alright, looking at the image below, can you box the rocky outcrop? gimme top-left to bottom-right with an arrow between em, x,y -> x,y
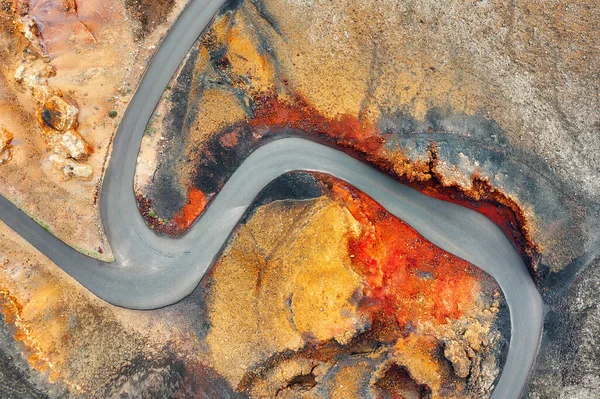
11,1 -> 92,181
0,128 -> 14,165
13,8 -> 50,60
13,61 -> 56,103
48,153 -> 92,180
38,96 -> 79,132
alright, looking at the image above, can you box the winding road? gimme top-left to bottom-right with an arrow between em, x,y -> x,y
0,0 -> 543,397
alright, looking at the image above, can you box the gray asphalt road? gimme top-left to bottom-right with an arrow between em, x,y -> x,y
0,0 -> 543,397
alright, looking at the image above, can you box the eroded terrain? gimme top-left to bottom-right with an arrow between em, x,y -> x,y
0,0 -> 189,259
136,0 -> 599,277
1,172 -> 509,398
0,0 -> 599,398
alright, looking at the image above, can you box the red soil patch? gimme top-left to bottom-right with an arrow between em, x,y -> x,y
173,188 -> 209,230
327,178 -> 482,327
251,92 -> 385,155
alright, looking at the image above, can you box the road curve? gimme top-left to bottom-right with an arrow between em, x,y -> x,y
0,0 -> 542,398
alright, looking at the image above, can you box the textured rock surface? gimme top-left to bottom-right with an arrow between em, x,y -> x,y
0,127 -> 13,164
0,0 -> 598,398
131,0 -> 599,397
0,172 -> 509,398
528,256 -> 600,399
0,217 -> 235,399
137,0 -> 599,276
0,0 -> 190,258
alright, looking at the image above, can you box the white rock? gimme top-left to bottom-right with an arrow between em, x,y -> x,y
48,153 -> 93,181
58,130 -> 89,160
